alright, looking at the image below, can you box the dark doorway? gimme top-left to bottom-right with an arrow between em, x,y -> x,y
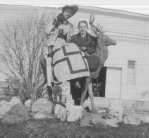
92,67 -> 107,97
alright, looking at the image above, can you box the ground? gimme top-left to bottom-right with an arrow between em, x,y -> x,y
0,119 -> 149,138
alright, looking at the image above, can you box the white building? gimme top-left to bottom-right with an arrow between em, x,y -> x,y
68,6 -> 149,102
0,5 -> 149,102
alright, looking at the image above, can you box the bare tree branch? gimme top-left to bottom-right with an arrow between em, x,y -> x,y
0,10 -> 56,99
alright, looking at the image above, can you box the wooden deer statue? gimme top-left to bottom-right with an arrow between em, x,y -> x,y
77,13 -> 117,111
89,13 -> 117,79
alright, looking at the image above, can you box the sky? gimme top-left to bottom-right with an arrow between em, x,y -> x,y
0,0 -> 149,16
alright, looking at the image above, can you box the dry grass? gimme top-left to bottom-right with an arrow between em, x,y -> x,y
0,118 -> 149,138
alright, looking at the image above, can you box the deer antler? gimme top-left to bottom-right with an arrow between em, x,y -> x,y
97,23 -> 104,34
89,13 -> 99,32
89,13 -> 101,38
89,13 -> 105,36
89,14 -> 107,35
96,23 -> 108,34
89,13 -> 94,25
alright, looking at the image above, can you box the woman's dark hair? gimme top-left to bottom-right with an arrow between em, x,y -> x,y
57,30 -> 67,40
78,20 -> 88,28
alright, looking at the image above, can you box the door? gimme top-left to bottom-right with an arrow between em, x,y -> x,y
105,67 -> 122,99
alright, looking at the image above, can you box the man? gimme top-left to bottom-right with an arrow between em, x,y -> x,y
68,20 -> 100,105
68,20 -> 97,55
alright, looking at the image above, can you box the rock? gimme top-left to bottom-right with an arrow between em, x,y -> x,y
80,115 -> 93,127
108,100 -> 124,122
31,98 -> 54,119
123,101 -> 149,124
80,111 -> 92,127
91,114 -> 106,126
54,104 -> 67,121
1,103 -> 31,124
59,82 -> 70,96
82,110 -> 92,117
139,115 -> 149,123
42,93 -> 50,101
80,111 -> 106,127
0,101 -> 11,118
66,102 -> 83,122
10,97 -> 21,106
104,118 -> 119,127
123,114 -> 141,126
25,99 -> 31,109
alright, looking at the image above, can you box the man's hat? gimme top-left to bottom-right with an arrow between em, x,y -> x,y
62,5 -> 78,18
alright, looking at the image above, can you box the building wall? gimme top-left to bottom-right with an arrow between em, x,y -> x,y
108,39 -> 149,101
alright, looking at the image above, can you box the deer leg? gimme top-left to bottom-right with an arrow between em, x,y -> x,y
80,77 -> 91,106
47,86 -> 53,101
88,82 -> 98,113
31,55 -> 47,106
46,54 -> 54,102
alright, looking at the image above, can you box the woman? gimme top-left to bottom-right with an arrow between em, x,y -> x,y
40,5 -> 79,84
31,5 -> 79,106
50,5 -> 78,32
45,5 -> 78,56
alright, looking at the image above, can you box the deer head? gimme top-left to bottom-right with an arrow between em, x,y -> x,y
89,13 -> 117,46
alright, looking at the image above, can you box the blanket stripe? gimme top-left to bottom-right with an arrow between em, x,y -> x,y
52,42 -> 90,82
53,57 -> 89,74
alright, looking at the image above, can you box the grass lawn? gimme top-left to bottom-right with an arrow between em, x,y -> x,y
0,118 -> 149,138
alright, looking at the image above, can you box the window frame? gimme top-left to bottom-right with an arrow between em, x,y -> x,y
127,60 -> 137,85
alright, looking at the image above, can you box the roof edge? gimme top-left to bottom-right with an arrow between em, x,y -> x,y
78,5 -> 149,22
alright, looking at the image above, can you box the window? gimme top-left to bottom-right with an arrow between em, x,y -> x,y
127,60 -> 136,85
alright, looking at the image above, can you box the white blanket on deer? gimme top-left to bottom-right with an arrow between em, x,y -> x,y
52,38 -> 90,82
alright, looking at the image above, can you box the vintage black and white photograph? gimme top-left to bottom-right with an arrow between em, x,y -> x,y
0,0 -> 149,137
